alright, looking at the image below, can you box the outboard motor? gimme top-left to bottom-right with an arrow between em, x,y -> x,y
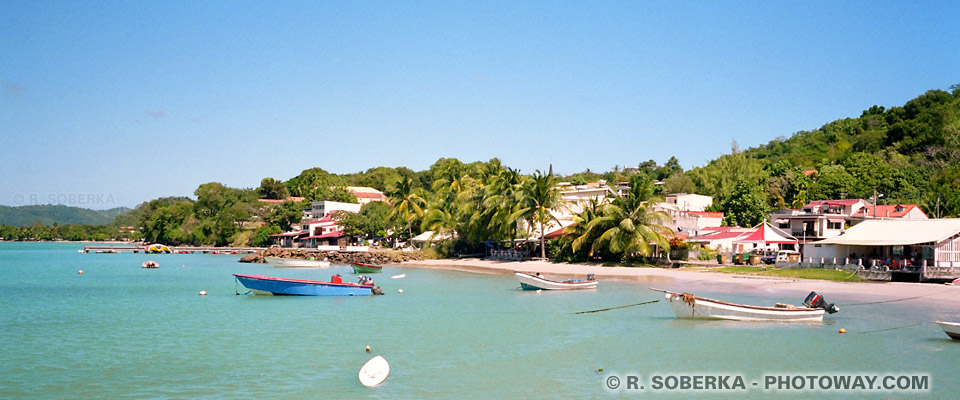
587,273 -> 596,281
371,286 -> 384,295
803,291 -> 839,314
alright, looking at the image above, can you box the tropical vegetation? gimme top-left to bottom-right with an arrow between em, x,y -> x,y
4,86 -> 958,260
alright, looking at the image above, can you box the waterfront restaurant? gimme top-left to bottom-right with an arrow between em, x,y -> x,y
806,219 -> 960,281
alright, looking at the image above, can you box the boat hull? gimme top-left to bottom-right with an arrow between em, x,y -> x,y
515,272 -> 597,290
233,274 -> 372,296
935,321 -> 960,340
658,290 -> 824,321
352,262 -> 383,274
264,256 -> 331,268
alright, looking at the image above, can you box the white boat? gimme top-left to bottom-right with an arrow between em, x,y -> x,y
359,355 -> 390,387
935,321 -> 960,340
650,288 -> 837,322
515,272 -> 597,291
263,256 -> 331,268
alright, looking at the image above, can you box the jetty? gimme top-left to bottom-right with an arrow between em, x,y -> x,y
81,245 -> 264,254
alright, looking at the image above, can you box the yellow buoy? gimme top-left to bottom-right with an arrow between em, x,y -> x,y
839,328 -> 846,334
78,270 -> 83,275
199,290 -> 207,296
365,345 -> 371,352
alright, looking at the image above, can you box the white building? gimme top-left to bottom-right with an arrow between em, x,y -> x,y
663,193 -> 714,212
347,186 -> 388,205
303,200 -> 362,221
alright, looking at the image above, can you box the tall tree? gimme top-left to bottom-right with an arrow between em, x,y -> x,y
386,176 -> 426,238
721,179 -> 768,227
574,175 -> 672,260
512,170 -> 561,259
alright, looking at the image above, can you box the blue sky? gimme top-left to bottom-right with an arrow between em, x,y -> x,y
2,1 -> 958,209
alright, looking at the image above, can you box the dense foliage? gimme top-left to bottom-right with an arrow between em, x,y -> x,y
691,87 -> 960,221
0,205 -> 130,226
6,87 -> 957,252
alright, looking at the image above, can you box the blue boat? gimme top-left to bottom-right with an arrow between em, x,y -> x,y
233,274 -> 375,296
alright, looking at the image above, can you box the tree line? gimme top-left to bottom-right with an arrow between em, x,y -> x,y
5,86 -> 957,258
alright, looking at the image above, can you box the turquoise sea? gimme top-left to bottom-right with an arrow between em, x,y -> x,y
1,242 -> 957,399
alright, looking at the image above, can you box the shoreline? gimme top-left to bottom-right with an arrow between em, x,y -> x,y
403,258 -> 960,306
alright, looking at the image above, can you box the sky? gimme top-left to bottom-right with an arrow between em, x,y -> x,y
2,1 -> 958,209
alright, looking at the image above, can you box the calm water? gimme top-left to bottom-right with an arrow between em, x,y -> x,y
1,242 -> 957,399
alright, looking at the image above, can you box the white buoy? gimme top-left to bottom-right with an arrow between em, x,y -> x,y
199,290 -> 207,296
390,274 -> 406,279
365,345 -> 371,352
398,289 -> 403,294
78,270 -> 83,275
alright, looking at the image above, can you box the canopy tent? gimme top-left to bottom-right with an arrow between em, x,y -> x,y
735,222 -> 798,245
815,219 -> 960,246
410,231 -> 454,243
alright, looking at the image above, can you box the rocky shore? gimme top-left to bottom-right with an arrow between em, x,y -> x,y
240,247 -> 424,265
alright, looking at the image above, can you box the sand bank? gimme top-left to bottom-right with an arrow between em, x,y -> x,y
404,258 -> 960,306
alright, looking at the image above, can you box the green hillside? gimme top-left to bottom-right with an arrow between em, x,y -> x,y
0,205 -> 131,227
687,86 -> 960,223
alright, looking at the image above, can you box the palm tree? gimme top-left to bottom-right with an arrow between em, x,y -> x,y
386,176 -> 425,238
512,170 -> 561,259
575,175 -> 673,261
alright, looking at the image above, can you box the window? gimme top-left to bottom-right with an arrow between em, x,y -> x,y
827,221 -> 842,230
778,222 -> 790,229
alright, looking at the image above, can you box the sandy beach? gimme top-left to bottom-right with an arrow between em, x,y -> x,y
405,258 -> 960,307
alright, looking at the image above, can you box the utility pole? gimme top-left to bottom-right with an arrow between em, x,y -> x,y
936,195 -> 941,218
873,186 -> 877,218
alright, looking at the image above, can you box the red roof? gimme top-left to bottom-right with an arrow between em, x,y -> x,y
855,204 -> 925,218
354,192 -> 387,199
701,226 -> 736,232
304,216 -> 336,224
302,231 -> 344,240
689,230 -> 748,242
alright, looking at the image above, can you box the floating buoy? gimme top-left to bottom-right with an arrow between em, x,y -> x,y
199,290 -> 207,296
181,264 -> 185,268
839,328 -> 846,334
78,270 -> 83,275
365,345 -> 371,353
397,289 -> 403,294
598,368 -> 603,372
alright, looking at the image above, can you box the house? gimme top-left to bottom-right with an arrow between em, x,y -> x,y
852,204 -> 928,220
805,219 -> 960,282
769,199 -> 928,254
298,216 -> 346,248
303,200 -> 362,221
663,193 -> 713,212
347,186 -> 388,205
654,193 -> 723,237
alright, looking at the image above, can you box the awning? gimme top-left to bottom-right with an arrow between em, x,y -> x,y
828,218 -> 845,223
815,219 -> 960,246
775,219 -> 788,224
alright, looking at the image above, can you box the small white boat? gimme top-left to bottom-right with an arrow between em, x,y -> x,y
263,256 -> 331,268
935,321 -> 960,340
359,355 -> 390,387
650,288 -> 838,322
515,272 -> 597,291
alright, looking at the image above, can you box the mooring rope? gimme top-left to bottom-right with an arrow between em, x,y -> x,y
839,288 -> 956,307
859,322 -> 928,334
573,299 -> 660,314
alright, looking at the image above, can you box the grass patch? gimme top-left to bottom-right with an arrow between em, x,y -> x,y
713,266 -> 864,282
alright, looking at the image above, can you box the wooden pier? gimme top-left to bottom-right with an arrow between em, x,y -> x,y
81,245 -> 264,254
